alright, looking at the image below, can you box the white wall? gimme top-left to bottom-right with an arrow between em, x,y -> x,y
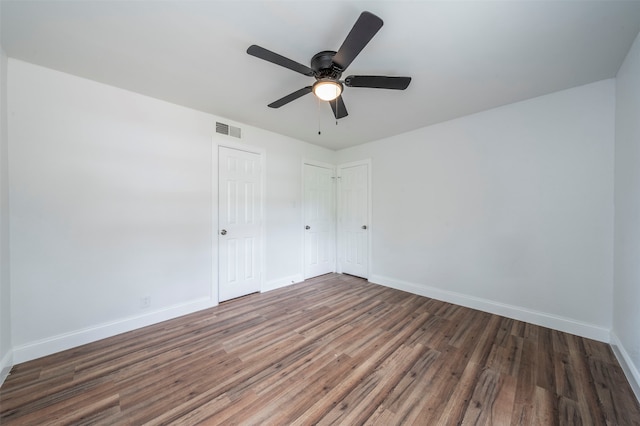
8,59 -> 334,363
0,43 -> 12,383
613,31 -> 640,399
337,80 -> 615,341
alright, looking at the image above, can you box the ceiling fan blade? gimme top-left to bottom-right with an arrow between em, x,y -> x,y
332,11 -> 383,71
329,95 -> 348,119
247,45 -> 315,77
268,86 -> 313,108
344,75 -> 411,90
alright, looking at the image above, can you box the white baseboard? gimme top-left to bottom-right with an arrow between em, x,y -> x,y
369,274 -> 610,343
11,271 -> 310,366
12,296 -> 216,365
262,274 -> 304,293
0,349 -> 13,388
610,332 -> 640,403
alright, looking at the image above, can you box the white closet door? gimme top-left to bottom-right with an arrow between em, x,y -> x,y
218,146 -> 262,302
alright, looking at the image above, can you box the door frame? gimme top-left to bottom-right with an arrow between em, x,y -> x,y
336,159 -> 372,278
213,138 -> 266,303
301,159 -> 337,279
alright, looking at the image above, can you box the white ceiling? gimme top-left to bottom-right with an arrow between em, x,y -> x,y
2,1 -> 640,150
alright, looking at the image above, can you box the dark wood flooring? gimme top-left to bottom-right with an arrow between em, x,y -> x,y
1,273 -> 639,425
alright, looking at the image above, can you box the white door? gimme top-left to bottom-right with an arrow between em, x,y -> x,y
338,162 -> 369,278
218,146 -> 262,302
304,163 -> 336,279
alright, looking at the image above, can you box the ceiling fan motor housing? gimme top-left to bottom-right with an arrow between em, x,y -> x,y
311,51 -> 342,81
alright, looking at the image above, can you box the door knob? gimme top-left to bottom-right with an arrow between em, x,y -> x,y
362,225 -> 367,230
220,229 -> 227,235
305,225 -> 311,230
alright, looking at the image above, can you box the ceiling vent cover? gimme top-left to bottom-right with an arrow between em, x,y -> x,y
216,121 -> 241,139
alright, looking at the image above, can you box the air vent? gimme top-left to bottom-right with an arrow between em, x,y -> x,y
216,122 -> 229,135
216,121 -> 241,139
229,126 -> 241,139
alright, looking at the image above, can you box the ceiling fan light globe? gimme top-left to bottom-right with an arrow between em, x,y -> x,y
313,80 -> 342,101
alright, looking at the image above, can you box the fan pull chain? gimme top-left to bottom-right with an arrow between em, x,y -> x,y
317,97 -> 322,135
335,85 -> 339,126
335,84 -> 339,126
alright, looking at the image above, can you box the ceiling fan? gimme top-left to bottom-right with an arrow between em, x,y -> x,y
247,11 -> 411,119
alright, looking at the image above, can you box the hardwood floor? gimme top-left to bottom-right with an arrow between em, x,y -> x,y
1,273 -> 639,425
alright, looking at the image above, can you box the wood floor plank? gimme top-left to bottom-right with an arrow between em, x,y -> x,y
460,368 -> 502,425
289,314 -> 433,425
242,352 -> 355,424
555,351 -> 580,402
537,326 -> 557,392
558,396 -> 586,425
567,334 -> 609,425
378,347 -> 441,412
2,273 -> 639,425
317,343 -> 426,425
3,380 -> 120,425
410,343 -> 478,424
531,385 -> 557,425
490,373 -> 518,425
511,338 -> 538,425
589,356 -> 640,425
437,314 -> 503,424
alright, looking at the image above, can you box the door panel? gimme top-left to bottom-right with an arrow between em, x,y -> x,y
304,164 -> 336,279
219,146 -> 262,302
338,163 -> 369,278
